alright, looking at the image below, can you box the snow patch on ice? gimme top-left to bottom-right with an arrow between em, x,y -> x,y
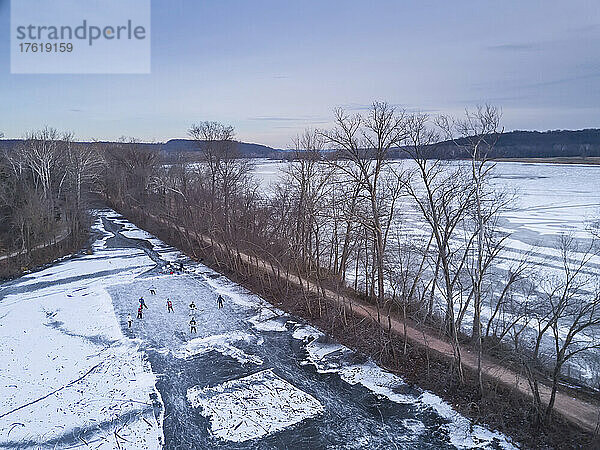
248,309 -> 288,332
292,324 -> 321,341
339,362 -> 416,404
174,332 -> 263,366
418,391 -> 517,449
187,369 -> 323,443
121,228 -> 155,240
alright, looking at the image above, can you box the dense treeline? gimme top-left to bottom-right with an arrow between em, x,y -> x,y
388,128 -> 600,159
3,128 -> 600,160
97,103 -> 600,437
0,128 -> 102,275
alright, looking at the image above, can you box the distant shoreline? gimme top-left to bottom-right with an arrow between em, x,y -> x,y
490,157 -> 600,165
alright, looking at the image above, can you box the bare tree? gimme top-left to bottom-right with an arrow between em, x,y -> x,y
188,121 -> 253,236
526,235 -> 600,423
402,112 -> 475,382
322,102 -> 407,322
438,105 -> 504,342
67,142 -> 104,208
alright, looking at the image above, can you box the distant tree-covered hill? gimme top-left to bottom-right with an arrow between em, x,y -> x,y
161,139 -> 280,157
2,129 -> 600,159
390,129 -> 600,159
0,138 -> 282,158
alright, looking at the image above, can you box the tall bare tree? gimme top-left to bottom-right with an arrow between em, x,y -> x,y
322,102 -> 407,321
188,121 -> 253,236
402,112 -> 475,382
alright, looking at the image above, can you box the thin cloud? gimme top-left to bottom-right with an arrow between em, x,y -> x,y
249,116 -> 328,123
338,103 -> 437,113
250,117 -> 303,121
338,103 -> 372,111
273,123 -> 329,129
457,95 -> 529,104
566,24 -> 600,34
520,71 -> 600,89
486,43 -> 540,52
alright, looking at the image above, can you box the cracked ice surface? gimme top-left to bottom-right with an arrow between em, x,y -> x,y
187,369 -> 324,442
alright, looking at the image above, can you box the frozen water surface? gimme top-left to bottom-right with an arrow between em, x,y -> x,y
0,210 -> 518,449
253,159 -> 600,244
0,212 -> 162,449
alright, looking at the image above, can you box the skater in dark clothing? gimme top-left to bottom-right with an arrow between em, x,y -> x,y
139,297 -> 148,309
149,288 -> 156,295
179,262 -> 185,272
189,301 -> 197,315
137,306 -> 143,319
127,314 -> 133,328
189,317 -> 197,333
217,295 -> 224,309
167,299 -> 174,313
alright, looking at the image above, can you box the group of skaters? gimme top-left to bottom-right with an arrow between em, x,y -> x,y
167,261 -> 185,275
127,287 -> 226,334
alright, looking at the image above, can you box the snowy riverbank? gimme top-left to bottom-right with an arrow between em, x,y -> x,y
0,213 -> 163,448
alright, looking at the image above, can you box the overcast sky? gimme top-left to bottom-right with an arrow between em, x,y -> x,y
0,0 -> 598,148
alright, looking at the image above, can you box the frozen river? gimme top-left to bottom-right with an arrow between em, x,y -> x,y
0,211 -> 517,449
252,160 -> 600,247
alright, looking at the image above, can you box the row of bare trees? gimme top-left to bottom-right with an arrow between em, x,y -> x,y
0,128 -> 102,261
95,103 -> 600,426
264,104 -> 508,387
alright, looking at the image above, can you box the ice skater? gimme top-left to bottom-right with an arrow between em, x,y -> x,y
217,295 -> 224,309
189,301 -> 197,315
167,299 -> 174,313
127,313 -> 133,328
189,317 -> 197,333
137,305 -> 143,319
139,297 -> 148,309
149,287 -> 156,295
179,262 -> 185,272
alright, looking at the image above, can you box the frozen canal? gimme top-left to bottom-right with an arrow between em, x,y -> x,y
0,211 -> 517,449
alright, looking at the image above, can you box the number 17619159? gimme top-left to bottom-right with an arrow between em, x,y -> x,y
19,42 -> 73,52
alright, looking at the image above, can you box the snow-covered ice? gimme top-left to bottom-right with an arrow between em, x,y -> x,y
248,309 -> 288,332
0,213 -> 163,449
187,369 -> 324,442
174,332 -> 264,366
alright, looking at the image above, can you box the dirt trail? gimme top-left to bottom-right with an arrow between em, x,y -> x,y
237,243 -> 600,433
135,208 -> 600,434
0,229 -> 69,262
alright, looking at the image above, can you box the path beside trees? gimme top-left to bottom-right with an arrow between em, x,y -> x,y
129,206 -> 600,434
0,229 -> 70,262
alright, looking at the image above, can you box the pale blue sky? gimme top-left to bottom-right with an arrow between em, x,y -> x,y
0,0 -> 599,148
